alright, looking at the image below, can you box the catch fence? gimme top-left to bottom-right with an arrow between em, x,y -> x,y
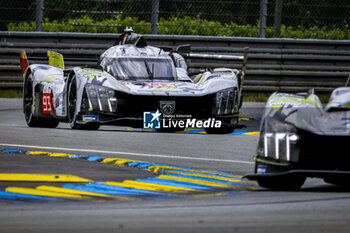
1,0 -> 349,39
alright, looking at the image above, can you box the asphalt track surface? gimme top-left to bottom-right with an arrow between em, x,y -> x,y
1,98 -> 350,233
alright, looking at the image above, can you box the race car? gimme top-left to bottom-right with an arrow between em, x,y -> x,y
245,78 -> 350,189
20,28 -> 248,133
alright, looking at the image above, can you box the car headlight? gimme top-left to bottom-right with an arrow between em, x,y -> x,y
214,88 -> 238,115
261,132 -> 300,162
257,117 -> 300,162
84,84 -> 117,113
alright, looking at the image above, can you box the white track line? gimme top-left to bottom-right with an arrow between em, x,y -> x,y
0,143 -> 254,164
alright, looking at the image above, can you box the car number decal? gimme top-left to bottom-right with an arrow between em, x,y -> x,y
42,93 -> 52,114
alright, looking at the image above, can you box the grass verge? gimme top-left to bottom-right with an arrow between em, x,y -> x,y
0,90 -> 22,98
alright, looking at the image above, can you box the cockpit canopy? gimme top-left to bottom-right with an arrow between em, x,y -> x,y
102,57 -> 176,81
99,44 -> 177,81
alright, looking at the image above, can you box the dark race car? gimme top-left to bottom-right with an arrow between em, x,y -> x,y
20,29 -> 248,133
245,78 -> 350,189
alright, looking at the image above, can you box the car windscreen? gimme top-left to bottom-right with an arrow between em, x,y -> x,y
108,57 -> 176,81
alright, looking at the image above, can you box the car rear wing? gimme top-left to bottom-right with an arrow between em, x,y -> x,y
115,28 -> 249,81
47,51 -> 65,70
20,50 -> 65,77
175,44 -> 249,86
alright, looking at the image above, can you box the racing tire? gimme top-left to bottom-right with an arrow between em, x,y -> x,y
257,176 -> 306,191
23,74 -> 59,128
67,76 -> 100,130
204,117 -> 236,134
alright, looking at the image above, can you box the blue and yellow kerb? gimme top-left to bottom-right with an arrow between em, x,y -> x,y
0,148 -> 259,204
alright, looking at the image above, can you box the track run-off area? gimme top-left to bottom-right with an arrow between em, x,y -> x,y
1,98 -> 350,233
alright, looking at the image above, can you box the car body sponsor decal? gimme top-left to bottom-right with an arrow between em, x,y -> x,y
83,115 -> 98,122
257,165 -> 267,175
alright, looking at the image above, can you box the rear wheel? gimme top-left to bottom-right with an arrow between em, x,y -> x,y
67,76 -> 100,130
23,74 -> 59,128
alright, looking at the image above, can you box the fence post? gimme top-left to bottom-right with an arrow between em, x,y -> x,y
151,0 -> 159,34
274,0 -> 282,37
259,0 -> 268,38
35,0 -> 44,32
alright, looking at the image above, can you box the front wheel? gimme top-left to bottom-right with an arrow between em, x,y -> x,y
67,76 -> 100,130
23,74 -> 59,128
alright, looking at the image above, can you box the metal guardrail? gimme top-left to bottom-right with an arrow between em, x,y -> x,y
1,31 -> 350,93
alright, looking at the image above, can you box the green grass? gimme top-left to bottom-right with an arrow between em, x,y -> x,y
0,90 -> 22,98
317,94 -> 330,104
243,93 -> 270,102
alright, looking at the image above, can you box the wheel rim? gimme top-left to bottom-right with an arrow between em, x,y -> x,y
23,76 -> 33,122
68,77 -> 77,124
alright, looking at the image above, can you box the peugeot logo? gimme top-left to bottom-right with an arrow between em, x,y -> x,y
159,101 -> 176,116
